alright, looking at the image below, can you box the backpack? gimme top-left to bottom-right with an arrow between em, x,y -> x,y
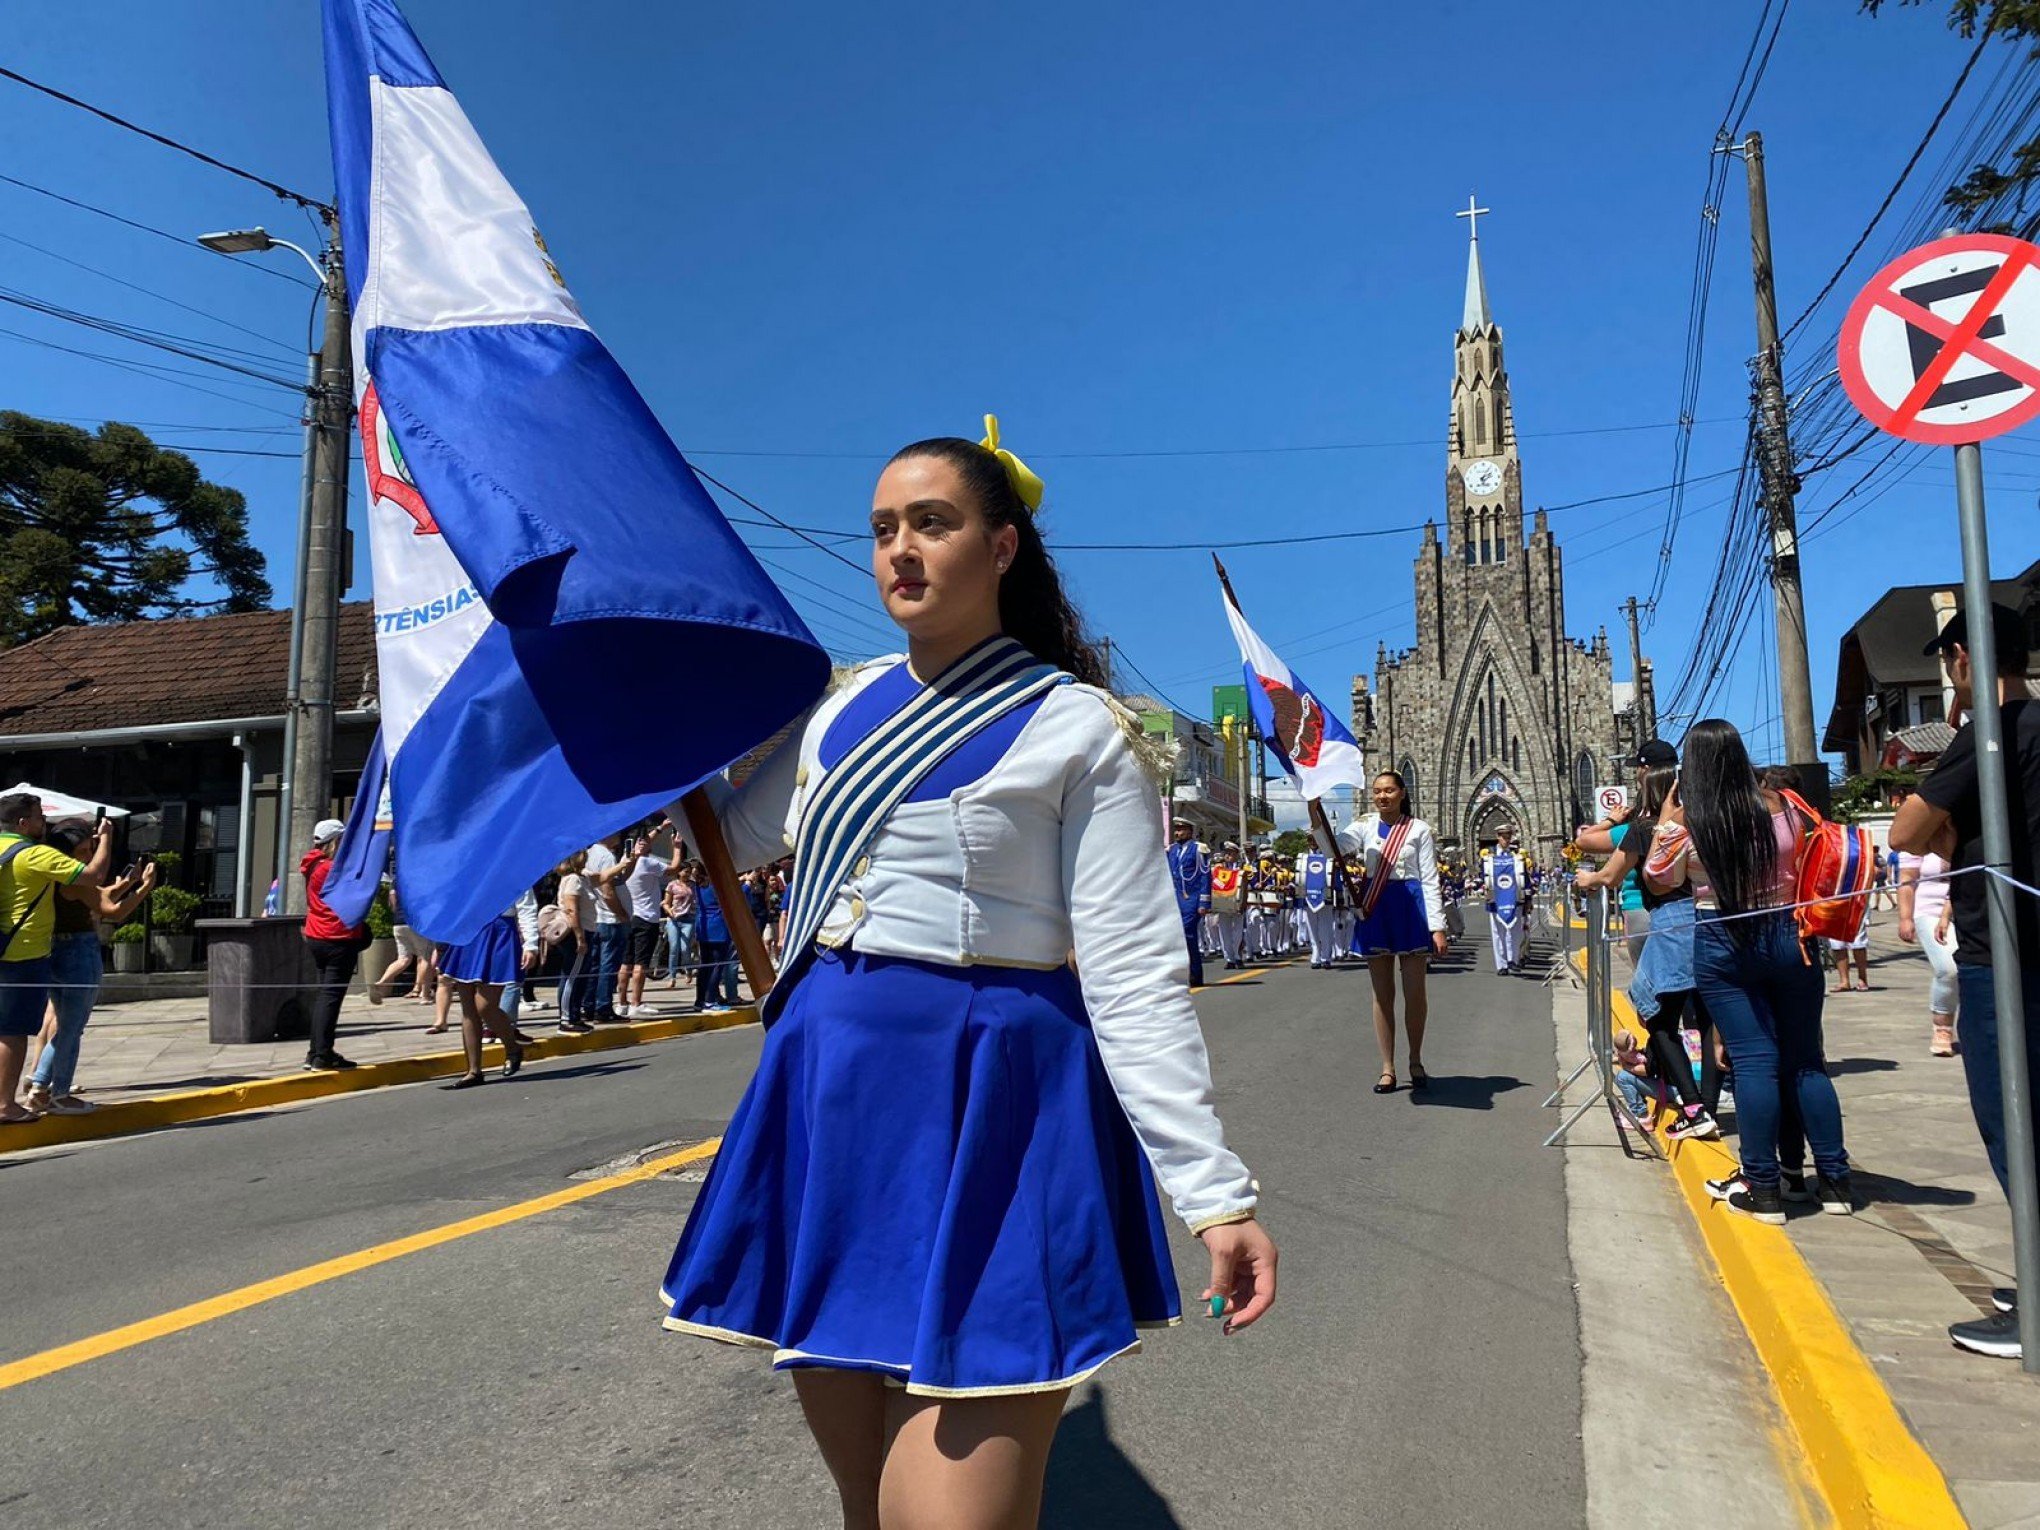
1778,790 -> 1878,945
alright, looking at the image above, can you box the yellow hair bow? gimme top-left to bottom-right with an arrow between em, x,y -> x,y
980,413 -> 1045,512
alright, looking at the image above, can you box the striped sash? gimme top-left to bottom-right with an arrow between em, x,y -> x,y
1357,816 -> 1414,920
762,635 -> 1070,1027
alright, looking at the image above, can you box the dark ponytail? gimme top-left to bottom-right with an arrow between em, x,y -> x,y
885,437 -> 1110,689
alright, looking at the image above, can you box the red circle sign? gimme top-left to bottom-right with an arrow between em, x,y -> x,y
1839,232 -> 2040,446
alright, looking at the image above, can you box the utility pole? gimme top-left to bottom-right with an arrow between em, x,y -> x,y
285,224 -> 354,911
1234,716 -> 1249,855
1621,595 -> 1653,743
1736,132 -> 1821,777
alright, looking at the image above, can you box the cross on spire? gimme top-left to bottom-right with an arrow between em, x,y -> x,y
1457,194 -> 1493,332
1455,193 -> 1491,242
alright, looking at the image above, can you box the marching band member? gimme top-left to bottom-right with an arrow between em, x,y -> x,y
660,422 -> 1275,1527
1336,771 -> 1448,1094
1296,843 -> 1338,968
1167,816 -> 1212,988
1481,823 -> 1530,974
1211,844 -> 1246,968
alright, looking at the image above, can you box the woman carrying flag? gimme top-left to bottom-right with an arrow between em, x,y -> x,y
660,419 -> 1277,1528
1338,772 -> 1449,1093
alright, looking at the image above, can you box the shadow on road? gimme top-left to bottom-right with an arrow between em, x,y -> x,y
1852,1169 -> 1979,1209
1411,1074 -> 1528,1111
1827,1056 -> 1900,1076
1043,1390 -> 1182,1529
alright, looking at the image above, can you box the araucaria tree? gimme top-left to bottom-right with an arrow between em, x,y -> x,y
0,412 -> 272,646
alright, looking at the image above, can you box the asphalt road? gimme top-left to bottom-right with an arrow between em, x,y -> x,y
0,928 -> 1584,1529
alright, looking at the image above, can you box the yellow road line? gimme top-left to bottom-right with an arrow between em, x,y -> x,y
0,1136 -> 721,1393
1193,956 -> 1302,992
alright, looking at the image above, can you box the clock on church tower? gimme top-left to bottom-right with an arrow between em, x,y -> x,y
1463,459 -> 1502,497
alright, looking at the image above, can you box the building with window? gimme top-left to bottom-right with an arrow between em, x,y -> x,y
0,604 -> 380,919
1124,696 -> 1272,847
1823,560 -> 2040,777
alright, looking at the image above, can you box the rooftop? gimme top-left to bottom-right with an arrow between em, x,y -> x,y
0,604 -> 378,738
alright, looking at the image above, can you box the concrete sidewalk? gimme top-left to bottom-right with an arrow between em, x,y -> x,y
1623,918 -> 2040,1527
39,975 -> 741,1108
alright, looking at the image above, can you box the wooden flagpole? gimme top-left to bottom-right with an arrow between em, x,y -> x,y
680,786 -> 777,1002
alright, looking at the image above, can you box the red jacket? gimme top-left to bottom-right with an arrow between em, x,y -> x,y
300,848 -> 363,942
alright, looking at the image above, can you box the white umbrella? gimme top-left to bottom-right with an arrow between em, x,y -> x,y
0,783 -> 131,821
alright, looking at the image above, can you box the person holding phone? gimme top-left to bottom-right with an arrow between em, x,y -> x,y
22,827 -> 154,1116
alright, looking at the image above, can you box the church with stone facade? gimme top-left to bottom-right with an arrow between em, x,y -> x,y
1350,212 -> 1650,854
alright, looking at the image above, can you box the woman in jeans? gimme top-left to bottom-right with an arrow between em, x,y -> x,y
1575,764 -> 1722,1140
661,864 -> 695,991
300,818 -> 369,1071
21,831 -> 154,1116
1896,850 -> 1960,1057
1645,720 -> 1850,1223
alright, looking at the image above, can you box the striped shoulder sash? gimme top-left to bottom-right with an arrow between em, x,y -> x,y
763,636 -> 1070,1026
1358,816 -> 1414,919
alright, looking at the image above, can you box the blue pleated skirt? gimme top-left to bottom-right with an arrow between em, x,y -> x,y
660,946 -> 1181,1396
1356,879 -> 1432,957
439,915 -> 521,986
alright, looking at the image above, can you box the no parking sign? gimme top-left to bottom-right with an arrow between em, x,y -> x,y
1839,232 -> 2040,445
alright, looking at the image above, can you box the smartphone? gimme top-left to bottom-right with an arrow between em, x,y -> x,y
94,807 -> 106,827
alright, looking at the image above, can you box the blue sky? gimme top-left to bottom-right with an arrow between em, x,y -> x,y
5,0 -> 2035,787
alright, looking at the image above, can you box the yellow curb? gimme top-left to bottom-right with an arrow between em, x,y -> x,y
1592,970 -> 1964,1528
1,1006 -> 760,1156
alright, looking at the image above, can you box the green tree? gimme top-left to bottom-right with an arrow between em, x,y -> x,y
1864,1 -> 2040,228
0,412 -> 271,646
1272,828 -> 1314,859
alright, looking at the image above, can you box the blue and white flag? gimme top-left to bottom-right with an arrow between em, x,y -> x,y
320,0 -> 829,942
1214,560 -> 1369,803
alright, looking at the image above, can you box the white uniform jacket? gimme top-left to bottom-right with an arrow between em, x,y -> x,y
702,657 -> 1257,1234
1334,813 -> 1448,933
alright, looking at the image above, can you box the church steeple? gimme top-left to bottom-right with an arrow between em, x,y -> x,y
1458,194 -> 1492,333
1446,194 -> 1519,568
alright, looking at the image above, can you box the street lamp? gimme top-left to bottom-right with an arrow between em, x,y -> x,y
197,221 -> 353,916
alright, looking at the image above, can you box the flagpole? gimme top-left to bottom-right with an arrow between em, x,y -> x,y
679,787 -> 777,1003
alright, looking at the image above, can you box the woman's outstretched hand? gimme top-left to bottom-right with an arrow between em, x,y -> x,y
1201,1218 -> 1278,1335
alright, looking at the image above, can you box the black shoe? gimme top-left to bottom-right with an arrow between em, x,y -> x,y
1707,1174 -> 1786,1225
308,1052 -> 358,1071
502,1042 -> 523,1080
1816,1173 -> 1856,1216
1665,1109 -> 1721,1142
445,1071 -> 487,1090
1993,1287 -> 2016,1314
1949,1308 -> 2022,1359
1779,1173 -> 1815,1203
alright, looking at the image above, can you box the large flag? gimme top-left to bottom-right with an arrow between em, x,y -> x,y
319,0 -> 829,941
1214,557 -> 1369,802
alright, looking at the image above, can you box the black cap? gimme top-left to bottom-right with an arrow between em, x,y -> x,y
1923,601 -> 2028,659
1634,738 -> 1678,768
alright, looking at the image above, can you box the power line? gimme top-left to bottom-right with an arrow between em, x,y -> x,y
690,464 -> 873,576
0,64 -> 328,212
0,325 -> 307,411
1780,30 -> 1994,342
680,416 -> 1737,463
0,288 -> 307,390
0,227 -> 300,356
0,172 -> 310,286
